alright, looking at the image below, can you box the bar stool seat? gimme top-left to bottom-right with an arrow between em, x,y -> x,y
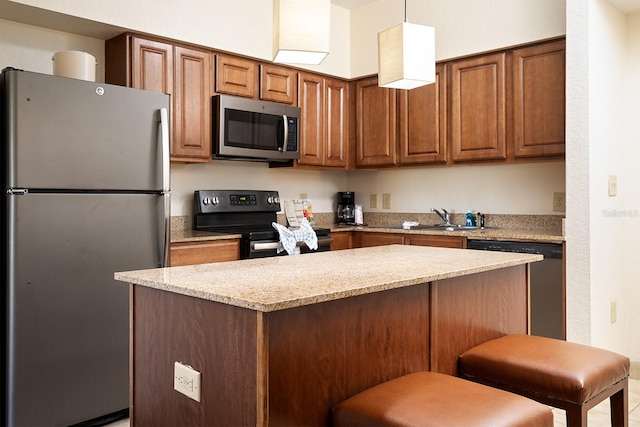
332,371 -> 553,427
458,334 -> 630,427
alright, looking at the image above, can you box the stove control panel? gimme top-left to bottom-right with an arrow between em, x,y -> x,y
194,190 -> 281,214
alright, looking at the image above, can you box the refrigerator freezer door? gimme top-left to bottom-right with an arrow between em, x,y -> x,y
5,193 -> 166,426
4,69 -> 170,191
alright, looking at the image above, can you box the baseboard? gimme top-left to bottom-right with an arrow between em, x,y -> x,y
630,361 -> 640,380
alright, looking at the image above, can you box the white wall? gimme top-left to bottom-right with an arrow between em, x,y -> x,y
349,0 -> 566,76
0,19 -> 105,82
566,0 -> 640,363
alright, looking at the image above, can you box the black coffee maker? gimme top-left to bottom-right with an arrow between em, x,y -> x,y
337,192 -> 355,224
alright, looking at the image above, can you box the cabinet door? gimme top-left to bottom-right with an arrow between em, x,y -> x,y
399,63 -> 447,165
324,77 -> 349,168
358,233 -> 405,248
407,235 -> 466,249
170,240 -> 240,266
329,232 -> 352,251
215,54 -> 257,98
172,46 -> 212,160
356,77 -> 397,167
297,72 -> 324,166
513,41 -> 566,158
260,64 -> 297,104
131,37 -> 173,94
450,53 -> 507,161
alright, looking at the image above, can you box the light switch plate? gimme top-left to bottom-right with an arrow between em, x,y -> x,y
370,194 -> 377,209
382,193 -> 391,210
174,362 -> 201,402
608,175 -> 617,197
553,192 -> 565,212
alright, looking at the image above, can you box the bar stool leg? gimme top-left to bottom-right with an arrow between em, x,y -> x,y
610,378 -> 628,427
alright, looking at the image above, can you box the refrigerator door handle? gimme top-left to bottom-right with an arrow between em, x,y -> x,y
162,193 -> 171,267
159,107 -> 170,193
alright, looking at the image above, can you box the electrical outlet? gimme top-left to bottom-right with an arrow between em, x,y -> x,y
608,175 -> 617,197
382,193 -> 391,209
174,362 -> 201,402
370,194 -> 377,209
553,192 -> 566,212
299,193 -> 308,200
611,301 -> 617,324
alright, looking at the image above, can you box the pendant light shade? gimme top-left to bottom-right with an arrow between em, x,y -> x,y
377,4 -> 435,89
273,0 -> 330,65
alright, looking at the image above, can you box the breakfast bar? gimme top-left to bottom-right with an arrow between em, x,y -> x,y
115,244 -> 542,426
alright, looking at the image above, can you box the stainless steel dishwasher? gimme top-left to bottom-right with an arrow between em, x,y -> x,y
467,240 -> 564,339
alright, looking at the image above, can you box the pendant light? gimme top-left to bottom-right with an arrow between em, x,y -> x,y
273,0 -> 330,65
377,0 -> 435,89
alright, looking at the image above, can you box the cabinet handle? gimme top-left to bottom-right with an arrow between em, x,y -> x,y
159,107 -> 170,192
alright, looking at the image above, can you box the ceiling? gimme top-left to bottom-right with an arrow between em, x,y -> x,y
332,0 -> 640,14
331,0 -> 377,10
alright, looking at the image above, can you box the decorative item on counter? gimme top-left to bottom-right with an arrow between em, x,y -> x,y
354,204 -> 364,225
272,218 -> 318,255
466,210 -> 476,227
302,199 -> 315,226
476,212 -> 486,229
52,51 -> 96,81
284,199 -> 314,227
402,221 -> 419,229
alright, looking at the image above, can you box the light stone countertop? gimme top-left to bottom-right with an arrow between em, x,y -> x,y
115,245 -> 542,313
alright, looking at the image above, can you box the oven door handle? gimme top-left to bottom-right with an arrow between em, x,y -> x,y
251,236 -> 333,252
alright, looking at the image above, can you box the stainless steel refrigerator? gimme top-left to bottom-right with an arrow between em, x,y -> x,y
1,68 -> 170,426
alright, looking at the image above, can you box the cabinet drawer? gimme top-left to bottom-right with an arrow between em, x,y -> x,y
407,235 -> 466,249
171,240 -> 240,266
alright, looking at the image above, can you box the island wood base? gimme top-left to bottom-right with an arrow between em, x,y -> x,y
129,265 -> 527,426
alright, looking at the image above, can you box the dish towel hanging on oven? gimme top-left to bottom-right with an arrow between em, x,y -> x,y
272,218 -> 318,255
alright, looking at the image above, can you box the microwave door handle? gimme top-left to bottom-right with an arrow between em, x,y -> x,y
281,114 -> 288,152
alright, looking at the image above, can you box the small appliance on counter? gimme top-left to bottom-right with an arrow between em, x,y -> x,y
337,191 -> 355,224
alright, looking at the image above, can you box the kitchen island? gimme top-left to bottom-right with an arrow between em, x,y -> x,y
115,245 -> 541,426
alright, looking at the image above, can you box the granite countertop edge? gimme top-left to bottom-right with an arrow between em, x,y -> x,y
116,245 -> 542,313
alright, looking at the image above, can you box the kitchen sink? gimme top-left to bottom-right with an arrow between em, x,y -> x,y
379,224 -> 487,231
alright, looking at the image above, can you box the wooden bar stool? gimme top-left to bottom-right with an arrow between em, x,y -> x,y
332,371 -> 553,427
458,334 -> 630,427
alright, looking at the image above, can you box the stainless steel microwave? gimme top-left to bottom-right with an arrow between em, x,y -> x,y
212,95 -> 300,162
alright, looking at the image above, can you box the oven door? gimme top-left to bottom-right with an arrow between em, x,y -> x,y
247,236 -> 333,259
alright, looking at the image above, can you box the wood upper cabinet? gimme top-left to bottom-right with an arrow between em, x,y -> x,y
215,54 -> 258,98
512,40 -> 566,158
398,63 -> 447,165
130,37 -> 173,94
172,46 -> 212,160
356,76 -> 397,167
297,72 -> 349,168
105,34 -> 212,162
260,64 -> 297,104
450,52 -> 507,162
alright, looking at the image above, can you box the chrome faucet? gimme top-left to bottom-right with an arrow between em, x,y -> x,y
431,208 -> 451,225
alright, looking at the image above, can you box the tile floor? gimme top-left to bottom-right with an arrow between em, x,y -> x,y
108,377 -> 640,426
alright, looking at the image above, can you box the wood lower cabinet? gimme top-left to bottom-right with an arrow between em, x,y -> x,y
260,64 -> 297,104
215,54 -> 258,98
355,77 -> 397,167
398,63 -> 448,165
329,232 -> 352,251
170,240 -> 240,266
450,52 -> 507,162
297,72 -> 349,168
407,235 -> 466,249
105,34 -> 212,162
512,40 -> 566,158
356,232 -> 405,248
